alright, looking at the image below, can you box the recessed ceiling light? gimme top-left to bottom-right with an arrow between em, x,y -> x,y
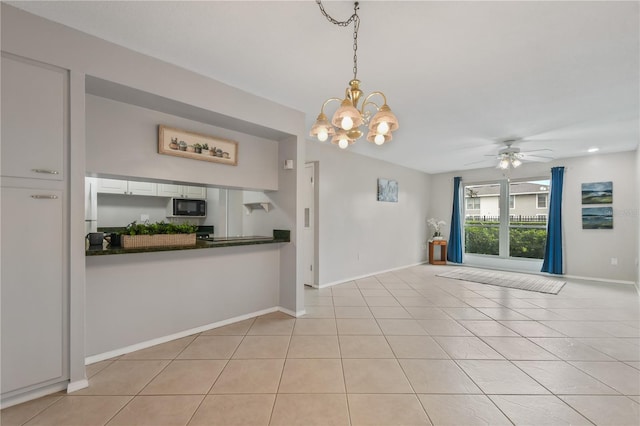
588,147 -> 599,153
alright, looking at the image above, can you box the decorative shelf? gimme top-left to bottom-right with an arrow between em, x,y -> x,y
244,202 -> 273,213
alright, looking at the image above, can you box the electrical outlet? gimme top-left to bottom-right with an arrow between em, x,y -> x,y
610,257 -> 618,266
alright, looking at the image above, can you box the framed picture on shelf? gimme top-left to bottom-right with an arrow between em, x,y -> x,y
158,125 -> 238,166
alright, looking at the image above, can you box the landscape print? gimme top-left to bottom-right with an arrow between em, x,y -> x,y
581,181 -> 613,204
582,207 -> 613,229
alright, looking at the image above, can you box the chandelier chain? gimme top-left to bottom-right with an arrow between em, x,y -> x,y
315,0 -> 360,80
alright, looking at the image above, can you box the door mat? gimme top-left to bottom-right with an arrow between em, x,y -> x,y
437,268 -> 566,294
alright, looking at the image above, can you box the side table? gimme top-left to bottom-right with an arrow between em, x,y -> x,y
429,240 -> 447,265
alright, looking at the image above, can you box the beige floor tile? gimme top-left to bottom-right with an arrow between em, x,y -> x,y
356,281 -> 385,290
511,308 -> 569,321
287,335 -> 341,358
399,359 -> 480,393
626,361 -> 640,370
74,360 -> 170,395
364,296 -> 401,307
339,335 -> 395,358
258,311 -> 294,320
417,319 -> 473,336
561,395 -> 640,426
201,318 -> 255,335
514,360 -> 619,394
332,288 -> 362,297
369,306 -> 413,318
333,296 -> 367,307
304,296 -> 334,306
270,394 -> 350,426
498,320 -> 566,337
336,318 -> 382,335
530,337 -> 614,361
442,307 -> 491,320
386,335 -> 450,359
419,394 -> 511,425
458,320 -> 520,337
462,298 -> 504,308
188,394 -> 275,426
381,282 -> 412,290
293,318 -> 337,335
278,359 -> 345,393
588,321 -> 640,337
121,336 -> 196,360
343,359 -> 413,393
0,395 -> 63,426
578,338 -> 640,361
405,307 -> 450,319
396,297 -> 436,307
377,319 -> 428,335
348,394 -> 431,426
476,307 -> 532,321
457,360 -> 549,394
389,289 -> 422,298
570,361 -> 640,395
360,288 -> 392,297
247,317 -> 295,335
433,336 -> 504,360
86,360 -> 117,378
541,320 -> 614,337
334,306 -> 373,318
140,360 -> 226,394
490,395 -> 592,425
177,335 -> 243,359
481,336 -> 558,360
232,335 -> 290,359
628,395 -> 640,403
301,306 -> 336,318
106,395 -> 202,426
23,396 -> 131,426
426,297 -> 469,308
210,359 -> 284,394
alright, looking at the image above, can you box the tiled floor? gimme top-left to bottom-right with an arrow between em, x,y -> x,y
2,264 -> 639,425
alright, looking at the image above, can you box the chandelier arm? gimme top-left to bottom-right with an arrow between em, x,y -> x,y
320,97 -> 343,115
361,91 -> 388,108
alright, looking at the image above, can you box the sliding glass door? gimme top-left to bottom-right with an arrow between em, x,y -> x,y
464,178 -> 549,261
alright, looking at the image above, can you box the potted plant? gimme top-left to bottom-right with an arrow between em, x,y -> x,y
427,218 -> 446,240
202,143 -> 209,152
178,141 -> 188,151
169,137 -> 179,150
186,144 -> 196,153
121,221 -> 198,249
193,143 -> 202,154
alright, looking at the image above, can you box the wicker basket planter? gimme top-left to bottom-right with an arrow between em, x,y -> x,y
121,233 -> 196,249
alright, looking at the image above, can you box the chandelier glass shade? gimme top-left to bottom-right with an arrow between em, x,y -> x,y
309,1 -> 399,149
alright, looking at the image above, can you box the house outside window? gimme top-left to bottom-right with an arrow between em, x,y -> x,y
466,197 -> 480,210
537,193 -> 547,209
509,195 -> 515,209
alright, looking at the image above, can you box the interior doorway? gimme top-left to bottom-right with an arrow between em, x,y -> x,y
303,162 -> 316,287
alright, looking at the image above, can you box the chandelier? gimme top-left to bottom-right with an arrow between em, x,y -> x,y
309,1 -> 399,149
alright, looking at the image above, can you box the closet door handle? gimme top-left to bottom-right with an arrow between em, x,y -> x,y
31,169 -> 60,175
31,195 -> 58,199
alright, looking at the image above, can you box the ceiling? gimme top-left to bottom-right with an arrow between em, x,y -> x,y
9,1 -> 639,174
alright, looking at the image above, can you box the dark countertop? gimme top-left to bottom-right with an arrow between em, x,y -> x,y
86,230 -> 290,256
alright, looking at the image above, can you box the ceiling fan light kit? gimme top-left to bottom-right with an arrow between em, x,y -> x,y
309,1 -> 399,149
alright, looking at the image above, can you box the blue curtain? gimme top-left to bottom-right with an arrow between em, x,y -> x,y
542,166 -> 565,274
447,176 -> 463,263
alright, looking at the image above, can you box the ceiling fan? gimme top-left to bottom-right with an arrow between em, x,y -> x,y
466,139 -> 554,169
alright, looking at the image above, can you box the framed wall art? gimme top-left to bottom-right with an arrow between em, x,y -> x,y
377,178 -> 398,202
581,181 -> 612,204
582,206 -> 613,229
158,125 -> 238,166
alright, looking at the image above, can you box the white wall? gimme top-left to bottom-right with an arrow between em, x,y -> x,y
306,141 -> 431,286
86,95 -> 280,190
429,152 -> 638,283
636,148 -> 640,291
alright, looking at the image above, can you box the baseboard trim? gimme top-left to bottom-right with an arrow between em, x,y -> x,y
316,261 -> 427,289
563,274 -> 635,286
67,379 -> 89,393
0,382 -> 67,410
278,306 -> 306,317
85,306 -> 279,365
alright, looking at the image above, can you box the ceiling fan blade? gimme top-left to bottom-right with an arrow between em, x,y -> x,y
521,154 -> 554,162
522,148 -> 553,154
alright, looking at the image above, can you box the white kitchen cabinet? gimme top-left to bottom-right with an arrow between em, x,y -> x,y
1,54 -> 66,181
1,187 -> 67,395
157,183 -> 206,199
97,178 -> 157,196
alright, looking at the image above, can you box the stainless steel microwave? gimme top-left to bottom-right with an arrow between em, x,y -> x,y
169,198 -> 206,217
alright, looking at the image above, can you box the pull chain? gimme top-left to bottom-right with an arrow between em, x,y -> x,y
316,1 -> 360,80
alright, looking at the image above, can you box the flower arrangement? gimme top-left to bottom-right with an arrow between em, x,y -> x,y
427,218 -> 446,239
